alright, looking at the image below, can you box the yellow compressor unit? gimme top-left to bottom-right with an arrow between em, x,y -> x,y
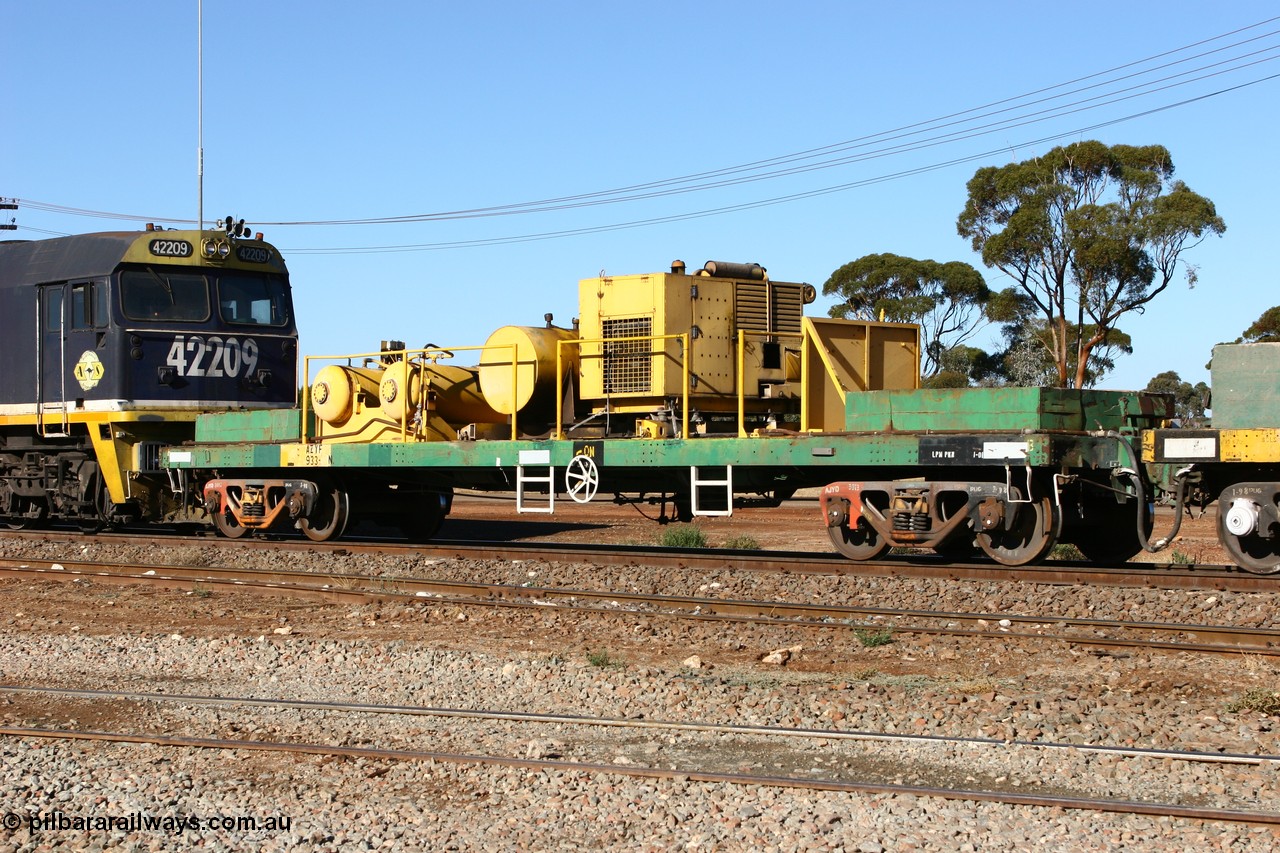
573,260 -> 919,433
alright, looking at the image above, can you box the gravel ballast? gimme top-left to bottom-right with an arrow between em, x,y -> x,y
1,535 -> 1278,850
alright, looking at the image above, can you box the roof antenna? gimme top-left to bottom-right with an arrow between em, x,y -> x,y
197,0 -> 204,231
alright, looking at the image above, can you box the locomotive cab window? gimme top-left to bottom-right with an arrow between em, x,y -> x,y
44,287 -> 64,331
70,281 -> 109,329
120,269 -> 210,322
217,273 -> 291,327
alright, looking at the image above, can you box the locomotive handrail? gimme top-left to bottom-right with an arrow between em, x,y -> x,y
736,330 -> 803,438
555,333 -> 690,440
301,344 -> 521,443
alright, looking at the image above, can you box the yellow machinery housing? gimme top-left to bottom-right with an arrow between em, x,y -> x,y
573,260 -> 919,433
302,261 -> 921,444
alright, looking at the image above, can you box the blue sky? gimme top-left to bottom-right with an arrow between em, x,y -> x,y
6,2 -> 1278,391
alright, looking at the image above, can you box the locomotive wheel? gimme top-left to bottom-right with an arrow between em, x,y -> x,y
1217,502 -> 1280,575
977,494 -> 1059,566
565,454 -> 600,504
2,500 -> 46,531
827,521 -> 890,562
211,497 -> 250,539
301,487 -> 350,542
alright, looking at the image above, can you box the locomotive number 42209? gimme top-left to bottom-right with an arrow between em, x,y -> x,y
165,335 -> 260,378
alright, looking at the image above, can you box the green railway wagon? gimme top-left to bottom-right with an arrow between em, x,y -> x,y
165,385 -> 1168,566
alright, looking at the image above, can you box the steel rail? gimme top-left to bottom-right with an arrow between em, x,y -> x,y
2,559 -> 1277,656
4,685 -> 1275,768
0,527 -> 1266,593
2,724 -> 1276,826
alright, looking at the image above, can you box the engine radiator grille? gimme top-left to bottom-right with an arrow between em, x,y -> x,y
601,316 -> 653,394
735,282 -> 804,335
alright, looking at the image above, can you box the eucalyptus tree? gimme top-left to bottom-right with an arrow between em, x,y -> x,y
823,253 -> 990,377
1238,306 -> 1280,343
957,141 -> 1225,388
1145,370 -> 1209,426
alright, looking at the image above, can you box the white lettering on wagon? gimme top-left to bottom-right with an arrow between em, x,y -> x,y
981,441 -> 1029,460
1163,437 -> 1216,458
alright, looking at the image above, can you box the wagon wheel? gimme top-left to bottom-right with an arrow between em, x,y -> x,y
401,493 -> 447,543
1072,497 -> 1149,564
827,520 -> 890,562
210,492 -> 250,539
565,454 -> 600,504
1218,499 -> 1280,575
300,487 -> 350,542
976,492 -> 1059,567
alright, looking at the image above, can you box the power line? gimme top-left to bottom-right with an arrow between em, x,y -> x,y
14,16 -> 1280,249
282,72 -> 1280,255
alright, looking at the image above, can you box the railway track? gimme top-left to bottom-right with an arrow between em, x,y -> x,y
2,685 -> 1276,826
0,527 -> 1268,593
2,556 -> 1276,657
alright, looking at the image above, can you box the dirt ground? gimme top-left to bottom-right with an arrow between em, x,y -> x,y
436,492 -> 1230,564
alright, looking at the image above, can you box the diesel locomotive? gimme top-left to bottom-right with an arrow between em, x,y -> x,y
0,223 -> 298,529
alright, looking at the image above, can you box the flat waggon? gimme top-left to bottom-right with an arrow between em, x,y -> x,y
164,259 -> 1179,569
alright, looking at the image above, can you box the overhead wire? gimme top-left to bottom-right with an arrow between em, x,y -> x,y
13,16 -> 1280,251
282,72 -> 1280,254
266,19 -> 1280,225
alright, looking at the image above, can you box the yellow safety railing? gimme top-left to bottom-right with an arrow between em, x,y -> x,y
301,344 -> 520,443
554,333 -> 690,440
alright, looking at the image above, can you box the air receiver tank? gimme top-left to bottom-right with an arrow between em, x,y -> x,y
378,361 -> 502,426
310,365 -> 384,426
477,324 -> 579,427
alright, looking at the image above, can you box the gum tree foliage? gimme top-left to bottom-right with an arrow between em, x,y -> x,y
1238,306 -> 1280,343
957,141 -> 1225,388
1001,320 -> 1133,388
1145,370 -> 1209,425
988,288 -> 1132,387
823,253 -> 990,377
972,289 -> 1126,389
927,344 -> 1002,388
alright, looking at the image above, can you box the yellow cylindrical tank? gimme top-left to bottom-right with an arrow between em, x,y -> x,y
379,361 -> 504,426
478,325 -> 579,418
310,365 -> 384,426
